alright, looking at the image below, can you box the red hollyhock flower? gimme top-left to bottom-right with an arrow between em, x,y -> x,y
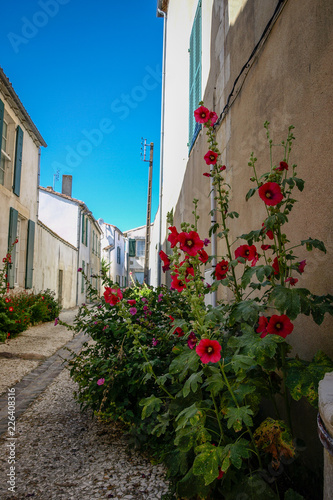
2,257 -> 6,263
8,306 -> 14,312
285,277 -> 298,286
262,223 -> 274,240
169,316 -> 185,337
5,298 -> 10,303
196,338 -> 222,364
198,249 -> 209,264
204,150 -> 219,165
217,468 -> 225,480
266,314 -> 294,338
256,316 -> 269,337
127,299 -> 136,306
272,257 -> 280,275
209,111 -> 218,125
215,260 -> 229,280
159,250 -> 171,272
203,172 -> 212,177
104,287 -> 123,306
178,231 -> 204,256
298,260 -> 307,274
261,244 -> 271,251
219,165 -> 226,172
275,161 -> 289,171
171,274 -> 186,292
235,244 -> 257,263
258,182 -> 283,206
194,105 -> 210,123
168,226 -> 179,248
187,332 -> 198,349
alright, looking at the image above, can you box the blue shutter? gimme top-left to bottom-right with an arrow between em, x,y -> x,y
8,207 -> 18,288
129,239 -> 136,257
188,1 -> 202,151
0,99 -> 4,163
13,126 -> 24,196
25,220 -> 35,289
85,218 -> 88,246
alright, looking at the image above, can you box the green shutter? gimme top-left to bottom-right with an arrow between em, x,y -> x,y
189,0 -> 202,148
129,239 -> 136,257
81,260 -> 85,293
0,99 -> 4,164
92,230 -> 95,253
85,218 -> 88,246
25,220 -> 35,289
8,207 -> 18,288
13,126 -> 24,196
81,214 -> 85,244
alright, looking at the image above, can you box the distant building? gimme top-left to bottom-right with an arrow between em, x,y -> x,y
38,181 -> 102,305
0,66 -> 47,291
124,225 -> 148,285
98,220 -> 128,288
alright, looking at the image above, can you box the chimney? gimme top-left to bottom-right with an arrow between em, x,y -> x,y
62,175 -> 72,197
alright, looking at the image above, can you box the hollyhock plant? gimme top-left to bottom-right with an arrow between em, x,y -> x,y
104,287 -> 123,306
196,339 -> 222,364
194,105 -> 210,123
159,250 -> 171,272
275,161 -> 289,171
258,182 -> 283,206
266,315 -> 294,339
262,223 -> 274,240
178,231 -> 204,256
215,260 -> 229,280
198,249 -> 209,264
285,277 -> 298,286
235,244 -> 258,263
204,150 -> 219,165
171,274 -> 186,292
168,226 -> 179,248
298,260 -> 307,273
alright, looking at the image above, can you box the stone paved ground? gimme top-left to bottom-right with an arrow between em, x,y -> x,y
0,310 -> 170,499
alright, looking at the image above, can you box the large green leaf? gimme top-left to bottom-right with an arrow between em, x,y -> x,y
269,286 -> 301,319
183,371 -> 203,398
225,405 -> 253,432
169,349 -> 199,381
139,395 -> 163,420
193,443 -> 223,485
221,438 -> 251,470
202,372 -> 224,396
224,474 -> 278,500
301,238 -> 326,253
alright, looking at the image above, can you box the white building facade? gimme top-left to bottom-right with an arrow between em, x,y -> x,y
98,221 -> 128,288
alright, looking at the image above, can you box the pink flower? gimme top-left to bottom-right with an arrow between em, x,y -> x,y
204,150 -> 219,165
143,305 -> 148,311
203,238 -> 211,247
97,378 -> 105,386
54,317 -> 59,326
152,338 -> 159,346
187,332 -> 198,349
129,307 -> 137,315
298,260 -> 307,274
208,111 -> 218,125
285,277 -> 298,286
196,339 -> 222,364
141,297 -> 148,304
158,293 -> 163,302
194,105 -> 210,123
258,182 -> 284,206
77,267 -> 82,272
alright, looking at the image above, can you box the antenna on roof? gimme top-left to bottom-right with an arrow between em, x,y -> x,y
141,137 -> 148,162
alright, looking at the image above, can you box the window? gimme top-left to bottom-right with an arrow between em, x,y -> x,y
188,0 -> 202,152
129,239 -> 136,257
14,218 -> 21,285
116,275 -> 120,285
92,230 -> 95,253
0,121 -> 7,185
135,272 -> 144,284
136,240 -> 145,257
81,214 -> 85,244
85,217 -> 88,246
117,246 -> 121,264
124,276 -> 127,288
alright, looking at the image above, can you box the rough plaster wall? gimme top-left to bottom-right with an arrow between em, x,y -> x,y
171,0 -> 333,360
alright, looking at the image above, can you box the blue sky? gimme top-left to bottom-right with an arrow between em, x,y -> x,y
1,0 -> 163,232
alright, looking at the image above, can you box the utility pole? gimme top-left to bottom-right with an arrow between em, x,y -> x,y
141,139 -> 153,285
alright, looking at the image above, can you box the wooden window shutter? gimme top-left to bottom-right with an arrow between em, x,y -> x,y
85,218 -> 88,246
8,207 -> 18,288
188,1 -> 202,150
129,239 -> 136,257
81,214 -> 85,244
13,126 -> 24,196
0,99 -> 4,163
25,219 -> 35,289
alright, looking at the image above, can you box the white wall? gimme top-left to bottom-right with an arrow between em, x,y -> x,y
34,222 -> 77,308
39,190 -> 79,247
99,222 -> 127,287
125,225 -> 147,285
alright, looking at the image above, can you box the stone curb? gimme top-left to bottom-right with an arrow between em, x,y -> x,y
0,330 -> 89,437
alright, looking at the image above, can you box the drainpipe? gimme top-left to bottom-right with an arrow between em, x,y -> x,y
75,208 -> 81,306
157,7 -> 167,287
210,174 -> 217,307
36,147 -> 41,220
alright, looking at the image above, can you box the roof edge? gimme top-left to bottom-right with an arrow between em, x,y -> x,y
157,0 -> 169,17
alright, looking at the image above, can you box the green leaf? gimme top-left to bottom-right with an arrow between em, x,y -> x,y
152,411 -> 170,436
284,488 -> 305,499
228,211 -> 240,219
246,188 -> 256,201
183,371 -> 203,398
193,443 -> 223,485
231,354 -> 255,373
301,238 -> 326,253
177,466 -> 211,499
224,474 -> 278,500
175,403 -> 202,430
169,349 -> 200,381
225,405 -> 253,432
202,372 -> 224,396
241,267 -> 257,289
174,427 -> 196,452
140,395 -> 163,420
221,438 -> 251,469
269,286 -> 301,319
230,300 -> 260,324
293,177 -> 305,192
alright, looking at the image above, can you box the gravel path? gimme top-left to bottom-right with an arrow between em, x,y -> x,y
0,370 -> 170,499
0,310 -> 170,499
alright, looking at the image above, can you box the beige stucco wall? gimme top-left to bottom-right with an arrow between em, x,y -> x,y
34,223 -> 77,309
0,89 -> 40,290
162,0 -> 333,360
